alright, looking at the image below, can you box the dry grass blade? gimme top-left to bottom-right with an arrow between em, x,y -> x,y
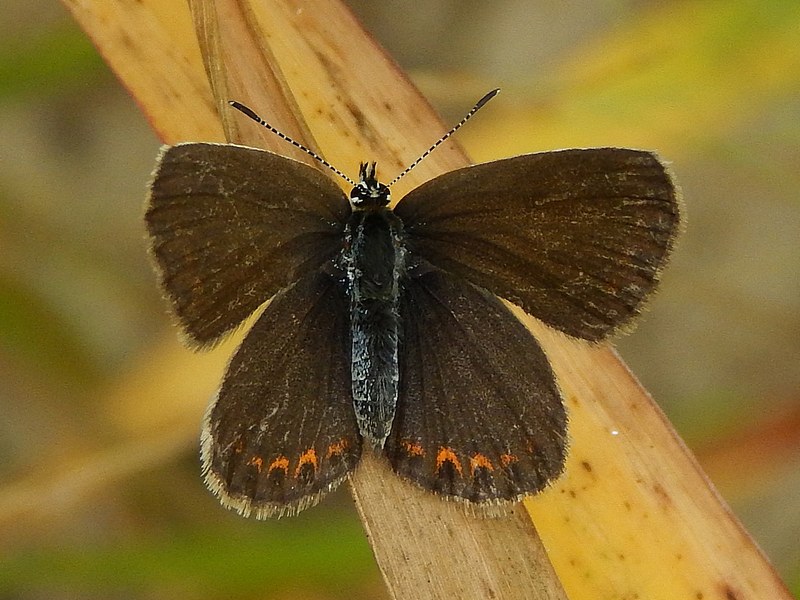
181,1 -> 567,597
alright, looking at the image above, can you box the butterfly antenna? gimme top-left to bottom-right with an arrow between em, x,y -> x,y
387,88 -> 500,188
229,101 -> 357,187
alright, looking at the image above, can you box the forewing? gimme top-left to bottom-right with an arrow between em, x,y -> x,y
146,143 -> 350,346
201,271 -> 361,518
395,148 -> 680,341
386,267 -> 567,505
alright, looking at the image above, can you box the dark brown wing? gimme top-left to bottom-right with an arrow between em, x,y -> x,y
201,271 -> 360,519
386,267 -> 567,505
146,143 -> 349,346
394,148 -> 680,341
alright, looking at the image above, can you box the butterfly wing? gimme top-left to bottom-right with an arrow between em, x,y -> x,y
395,148 -> 680,341
146,143 -> 350,346
201,271 -> 360,519
386,267 -> 567,505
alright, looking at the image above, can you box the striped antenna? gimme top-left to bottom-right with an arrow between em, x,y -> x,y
230,89 -> 499,190
228,101 -> 357,187
387,88 -> 499,187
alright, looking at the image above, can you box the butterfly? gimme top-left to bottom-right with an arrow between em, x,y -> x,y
145,91 -> 680,518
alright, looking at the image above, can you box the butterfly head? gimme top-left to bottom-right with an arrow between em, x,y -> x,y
350,162 -> 391,209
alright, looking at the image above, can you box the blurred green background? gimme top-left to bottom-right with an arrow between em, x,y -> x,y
1,1 -> 799,598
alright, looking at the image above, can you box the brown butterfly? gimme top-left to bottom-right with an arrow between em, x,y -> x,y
145,91 -> 680,518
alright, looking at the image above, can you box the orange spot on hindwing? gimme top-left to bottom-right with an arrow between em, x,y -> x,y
469,453 -> 494,474
264,455 -> 290,486
325,439 -> 348,458
500,453 -> 518,467
401,440 -> 425,457
295,448 -> 318,480
268,455 -> 290,474
435,447 -> 463,476
247,455 -> 264,472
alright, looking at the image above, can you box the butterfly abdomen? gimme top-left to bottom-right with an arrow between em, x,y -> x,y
343,209 -> 407,447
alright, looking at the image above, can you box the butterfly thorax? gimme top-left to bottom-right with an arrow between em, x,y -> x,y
341,163 -> 406,447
